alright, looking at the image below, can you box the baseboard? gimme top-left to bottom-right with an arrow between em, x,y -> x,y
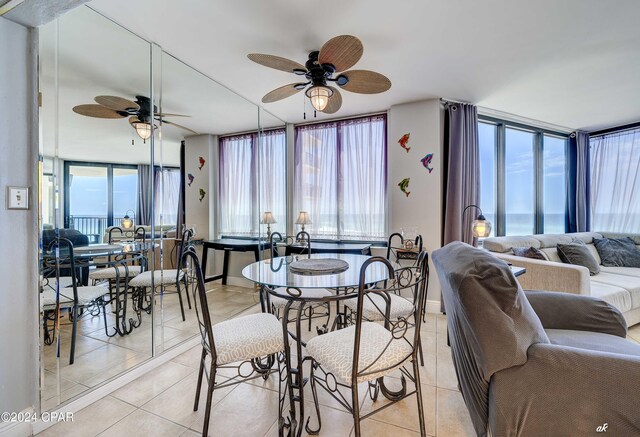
0,408 -> 34,437
425,299 -> 442,314
31,336 -> 200,435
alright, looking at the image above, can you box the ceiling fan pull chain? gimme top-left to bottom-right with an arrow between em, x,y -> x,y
314,110 -> 317,118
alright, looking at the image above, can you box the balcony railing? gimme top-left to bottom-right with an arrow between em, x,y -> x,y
68,216 -> 126,243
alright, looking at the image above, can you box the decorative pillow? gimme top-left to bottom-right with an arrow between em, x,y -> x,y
557,240 -> 600,275
593,237 -> 640,268
512,246 -> 547,260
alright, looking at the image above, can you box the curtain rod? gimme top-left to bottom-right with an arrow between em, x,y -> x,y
294,111 -> 387,128
589,121 -> 640,138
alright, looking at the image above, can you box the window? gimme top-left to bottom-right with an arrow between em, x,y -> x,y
218,129 -> 286,236
478,117 -> 568,236
590,127 -> 640,233
64,162 -> 138,241
294,115 -> 386,241
154,167 -> 181,226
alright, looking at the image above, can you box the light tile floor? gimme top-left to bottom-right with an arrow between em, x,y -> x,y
40,295 -> 640,437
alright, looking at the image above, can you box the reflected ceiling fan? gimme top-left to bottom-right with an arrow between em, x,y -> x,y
248,35 -> 391,115
72,95 -> 198,142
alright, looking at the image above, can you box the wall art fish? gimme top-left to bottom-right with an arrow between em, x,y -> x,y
398,133 -> 411,153
398,178 -> 411,197
420,153 -> 434,173
198,156 -> 205,170
199,188 -> 206,202
187,173 -> 195,186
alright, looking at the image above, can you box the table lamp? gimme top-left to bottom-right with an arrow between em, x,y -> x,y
260,211 -> 277,239
295,211 -> 311,234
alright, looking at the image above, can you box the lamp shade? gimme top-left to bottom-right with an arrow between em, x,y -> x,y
133,121 -> 152,140
305,86 -> 333,112
295,211 -> 312,225
472,215 -> 492,238
260,211 -> 277,225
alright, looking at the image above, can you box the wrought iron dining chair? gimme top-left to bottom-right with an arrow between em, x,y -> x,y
42,238 -> 114,364
386,232 -> 424,268
129,227 -> 193,321
181,246 -> 286,437
268,231 -> 333,333
88,226 -> 146,286
306,255 -> 429,436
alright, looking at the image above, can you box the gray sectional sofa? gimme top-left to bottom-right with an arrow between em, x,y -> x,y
483,232 -> 640,326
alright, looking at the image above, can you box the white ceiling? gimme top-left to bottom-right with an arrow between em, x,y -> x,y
86,0 -> 640,132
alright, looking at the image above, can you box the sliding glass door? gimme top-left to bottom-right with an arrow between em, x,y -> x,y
64,162 -> 137,242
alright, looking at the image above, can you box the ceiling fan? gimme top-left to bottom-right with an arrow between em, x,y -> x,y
248,35 -> 391,114
72,95 -> 198,141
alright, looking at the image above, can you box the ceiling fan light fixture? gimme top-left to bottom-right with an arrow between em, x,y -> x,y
131,120 -> 154,141
305,85 -> 333,112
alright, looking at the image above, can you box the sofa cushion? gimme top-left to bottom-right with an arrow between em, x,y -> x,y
546,329 -> 640,356
600,232 -> 640,245
591,272 -> 640,309
482,236 -> 541,253
535,232 -> 602,248
557,240 -> 600,276
539,247 -> 563,263
600,266 -> 640,278
512,246 -> 547,260
594,237 -> 640,268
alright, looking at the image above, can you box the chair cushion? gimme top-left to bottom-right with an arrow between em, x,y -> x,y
342,293 -> 414,321
129,269 -> 183,287
546,329 -> 640,356
270,288 -> 332,309
306,322 -> 413,384
41,284 -> 108,309
212,313 -> 284,365
89,265 -> 142,280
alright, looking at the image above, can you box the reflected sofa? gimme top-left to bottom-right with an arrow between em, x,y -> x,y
483,232 -> 640,326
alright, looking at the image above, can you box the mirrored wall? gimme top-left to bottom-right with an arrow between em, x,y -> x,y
38,5 -> 285,412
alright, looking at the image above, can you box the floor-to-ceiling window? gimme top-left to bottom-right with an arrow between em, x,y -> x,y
293,114 -> 387,241
478,117 -> 569,236
64,162 -> 138,241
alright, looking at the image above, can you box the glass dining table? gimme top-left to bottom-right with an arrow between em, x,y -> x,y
242,253 -> 390,436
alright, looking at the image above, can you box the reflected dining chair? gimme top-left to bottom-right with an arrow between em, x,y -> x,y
128,227 -> 193,321
267,231 -> 332,333
42,238 -> 112,364
180,246 -> 286,437
88,226 -> 146,286
306,255 -> 429,436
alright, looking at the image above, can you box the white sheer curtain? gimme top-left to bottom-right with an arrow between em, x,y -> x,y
154,167 -> 180,227
219,134 -> 255,236
219,130 -> 286,236
294,123 -> 339,238
340,116 -> 386,240
590,128 -> 640,232
258,130 -> 287,234
294,115 -> 387,240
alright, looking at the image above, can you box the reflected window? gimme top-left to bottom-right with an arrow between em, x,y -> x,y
218,129 -> 286,237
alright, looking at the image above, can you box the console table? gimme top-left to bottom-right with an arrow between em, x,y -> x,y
200,239 -> 272,285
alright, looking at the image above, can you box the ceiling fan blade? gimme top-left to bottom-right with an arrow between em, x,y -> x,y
340,70 -> 392,94
247,53 -> 306,73
72,104 -> 125,119
262,83 -> 302,103
162,119 -> 199,135
318,35 -> 363,72
94,95 -> 140,112
322,86 -> 342,114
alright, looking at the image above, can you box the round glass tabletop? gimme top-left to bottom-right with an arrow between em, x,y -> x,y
241,253 -> 390,289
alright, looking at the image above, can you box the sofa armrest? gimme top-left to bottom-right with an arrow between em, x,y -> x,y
492,253 -> 591,295
524,290 -> 627,337
490,343 -> 640,436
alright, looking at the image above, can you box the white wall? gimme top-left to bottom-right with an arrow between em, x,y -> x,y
387,99 -> 444,306
0,15 -> 40,429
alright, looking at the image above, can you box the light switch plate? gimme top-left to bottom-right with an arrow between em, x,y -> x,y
7,186 -> 29,210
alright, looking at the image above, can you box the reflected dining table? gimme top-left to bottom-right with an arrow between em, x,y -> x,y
242,253 -> 390,436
